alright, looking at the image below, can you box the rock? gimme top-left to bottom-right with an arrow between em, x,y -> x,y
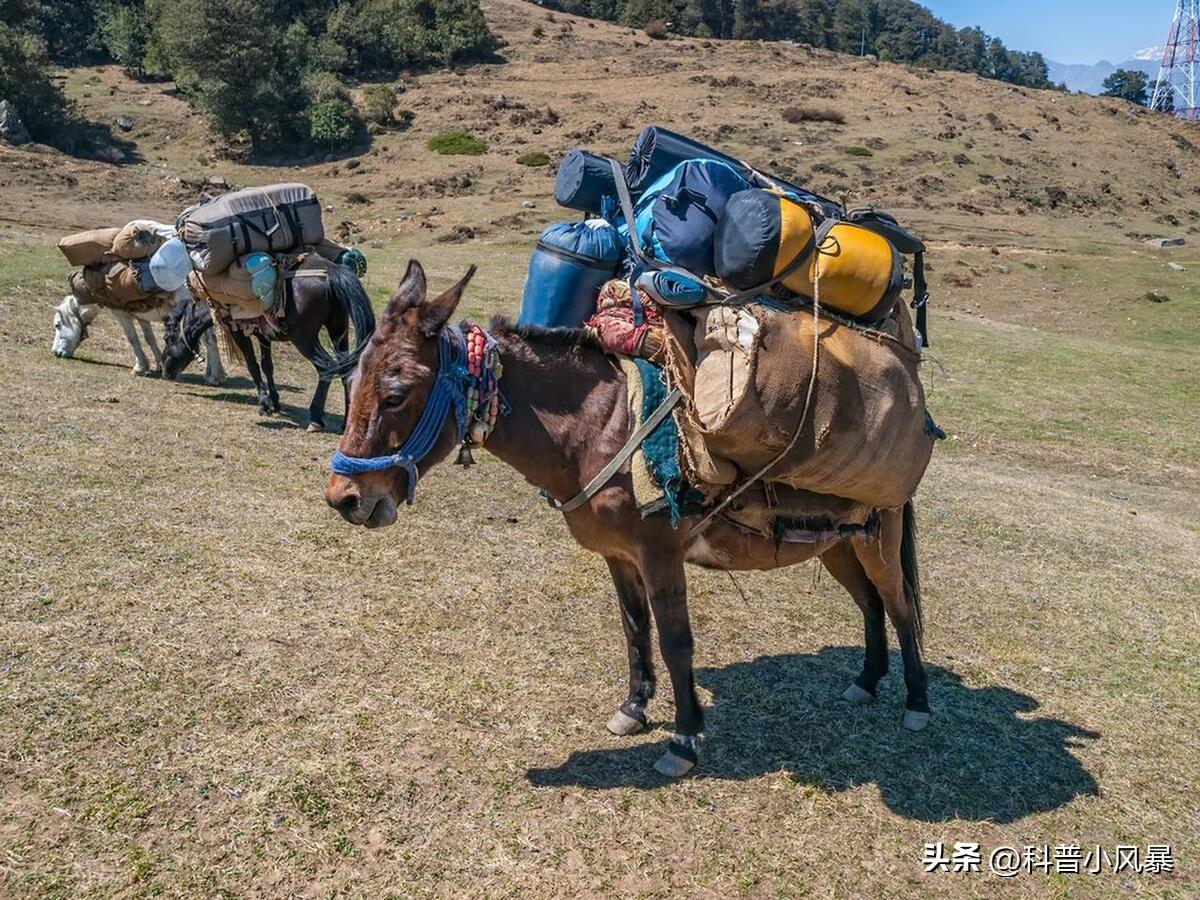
95,145 -> 126,165
0,100 -> 31,145
1017,127 -> 1033,141
115,115 -> 134,132
522,200 -> 536,209
1145,236 -> 1186,247
205,175 -> 230,189
138,99 -> 152,107
1143,290 -> 1170,303
1169,262 -> 1186,271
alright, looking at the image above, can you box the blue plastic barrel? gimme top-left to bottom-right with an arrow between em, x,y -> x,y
518,220 -> 622,328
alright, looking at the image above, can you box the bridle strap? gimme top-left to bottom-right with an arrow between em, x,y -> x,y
329,324 -> 505,504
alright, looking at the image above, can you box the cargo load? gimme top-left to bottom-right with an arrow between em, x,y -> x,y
69,261 -> 159,312
663,299 -> 933,509
111,220 -> 172,260
518,219 -> 622,328
57,227 -> 122,267
177,183 -> 324,274
534,126 -> 939,519
714,189 -> 903,322
187,253 -> 281,319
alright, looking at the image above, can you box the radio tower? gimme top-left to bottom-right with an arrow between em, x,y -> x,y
1151,0 -> 1200,118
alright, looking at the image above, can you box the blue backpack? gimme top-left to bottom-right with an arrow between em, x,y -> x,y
626,159 -> 753,276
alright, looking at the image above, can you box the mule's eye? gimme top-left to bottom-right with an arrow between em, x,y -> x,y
382,391 -> 407,409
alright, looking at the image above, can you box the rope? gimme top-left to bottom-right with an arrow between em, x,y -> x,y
689,240 -> 826,538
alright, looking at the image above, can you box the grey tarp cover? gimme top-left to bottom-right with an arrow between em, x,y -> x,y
177,183 -> 324,274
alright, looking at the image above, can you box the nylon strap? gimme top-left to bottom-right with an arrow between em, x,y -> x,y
545,386 -> 682,514
911,251 -> 930,348
609,159 -> 723,303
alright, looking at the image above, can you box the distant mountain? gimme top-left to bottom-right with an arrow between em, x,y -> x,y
1048,49 -> 1160,94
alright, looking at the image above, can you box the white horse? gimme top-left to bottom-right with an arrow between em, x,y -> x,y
51,287 -> 226,385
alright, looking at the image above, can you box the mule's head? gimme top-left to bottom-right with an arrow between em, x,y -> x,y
161,291 -> 213,381
326,260 -> 476,528
52,295 -> 97,358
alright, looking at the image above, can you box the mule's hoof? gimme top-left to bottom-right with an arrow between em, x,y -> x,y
842,683 -> 875,705
306,422 -> 325,434
606,710 -> 645,736
902,709 -> 930,732
653,750 -> 696,778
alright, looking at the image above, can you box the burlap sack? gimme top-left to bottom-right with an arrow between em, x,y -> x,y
111,221 -> 168,261
665,299 -> 933,510
71,261 -> 161,313
57,228 -> 121,267
187,266 -> 264,320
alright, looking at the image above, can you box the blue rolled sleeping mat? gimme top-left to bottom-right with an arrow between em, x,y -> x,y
554,150 -> 622,215
634,270 -> 709,308
626,125 -> 843,218
518,219 -> 622,328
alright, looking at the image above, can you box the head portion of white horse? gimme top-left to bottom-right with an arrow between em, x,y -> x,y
52,294 -> 100,358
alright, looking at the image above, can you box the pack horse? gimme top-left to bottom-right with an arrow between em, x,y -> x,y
325,262 -> 931,778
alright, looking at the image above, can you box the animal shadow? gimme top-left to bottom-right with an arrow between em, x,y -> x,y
527,647 -> 1099,823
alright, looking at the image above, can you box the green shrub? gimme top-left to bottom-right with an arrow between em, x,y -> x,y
309,97 -> 356,149
844,146 -> 874,157
428,130 -> 486,155
516,151 -> 550,167
361,85 -> 397,124
531,24 -> 544,39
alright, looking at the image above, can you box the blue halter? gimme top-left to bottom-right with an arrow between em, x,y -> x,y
330,324 -> 501,504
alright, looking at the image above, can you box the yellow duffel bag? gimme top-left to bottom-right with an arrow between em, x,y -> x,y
715,189 -> 903,322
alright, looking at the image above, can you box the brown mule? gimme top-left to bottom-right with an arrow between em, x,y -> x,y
326,261 -> 930,777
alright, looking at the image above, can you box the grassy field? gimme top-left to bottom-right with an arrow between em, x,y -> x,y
1,223 -> 1197,897
2,0 -> 1199,892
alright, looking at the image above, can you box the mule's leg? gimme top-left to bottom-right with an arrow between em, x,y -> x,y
604,557 -> 655,736
139,318 -> 163,373
114,311 -> 151,375
853,505 -> 930,731
202,329 -> 226,386
291,335 -> 332,432
257,337 -> 281,412
820,542 -> 889,704
231,331 -> 272,414
639,555 -> 703,777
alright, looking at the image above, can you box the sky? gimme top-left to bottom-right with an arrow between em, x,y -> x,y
922,0 -> 1170,64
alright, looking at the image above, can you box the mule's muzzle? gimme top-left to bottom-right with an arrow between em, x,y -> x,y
325,476 -> 398,528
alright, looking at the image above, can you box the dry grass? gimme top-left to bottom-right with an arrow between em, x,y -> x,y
2,227 -> 1197,896
1,1 -> 1199,894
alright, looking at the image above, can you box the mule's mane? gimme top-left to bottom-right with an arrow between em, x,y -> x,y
488,317 -> 605,356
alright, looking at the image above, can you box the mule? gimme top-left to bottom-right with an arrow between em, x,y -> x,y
52,289 -> 225,384
162,256 -> 375,432
325,262 -> 930,778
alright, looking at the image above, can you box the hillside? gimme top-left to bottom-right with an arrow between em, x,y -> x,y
2,0 -> 1198,249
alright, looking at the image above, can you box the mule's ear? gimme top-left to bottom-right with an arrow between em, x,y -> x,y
380,260 -> 427,332
419,265 -> 477,337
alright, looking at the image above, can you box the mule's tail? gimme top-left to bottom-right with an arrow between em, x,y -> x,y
318,263 -> 376,380
900,500 -> 924,648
